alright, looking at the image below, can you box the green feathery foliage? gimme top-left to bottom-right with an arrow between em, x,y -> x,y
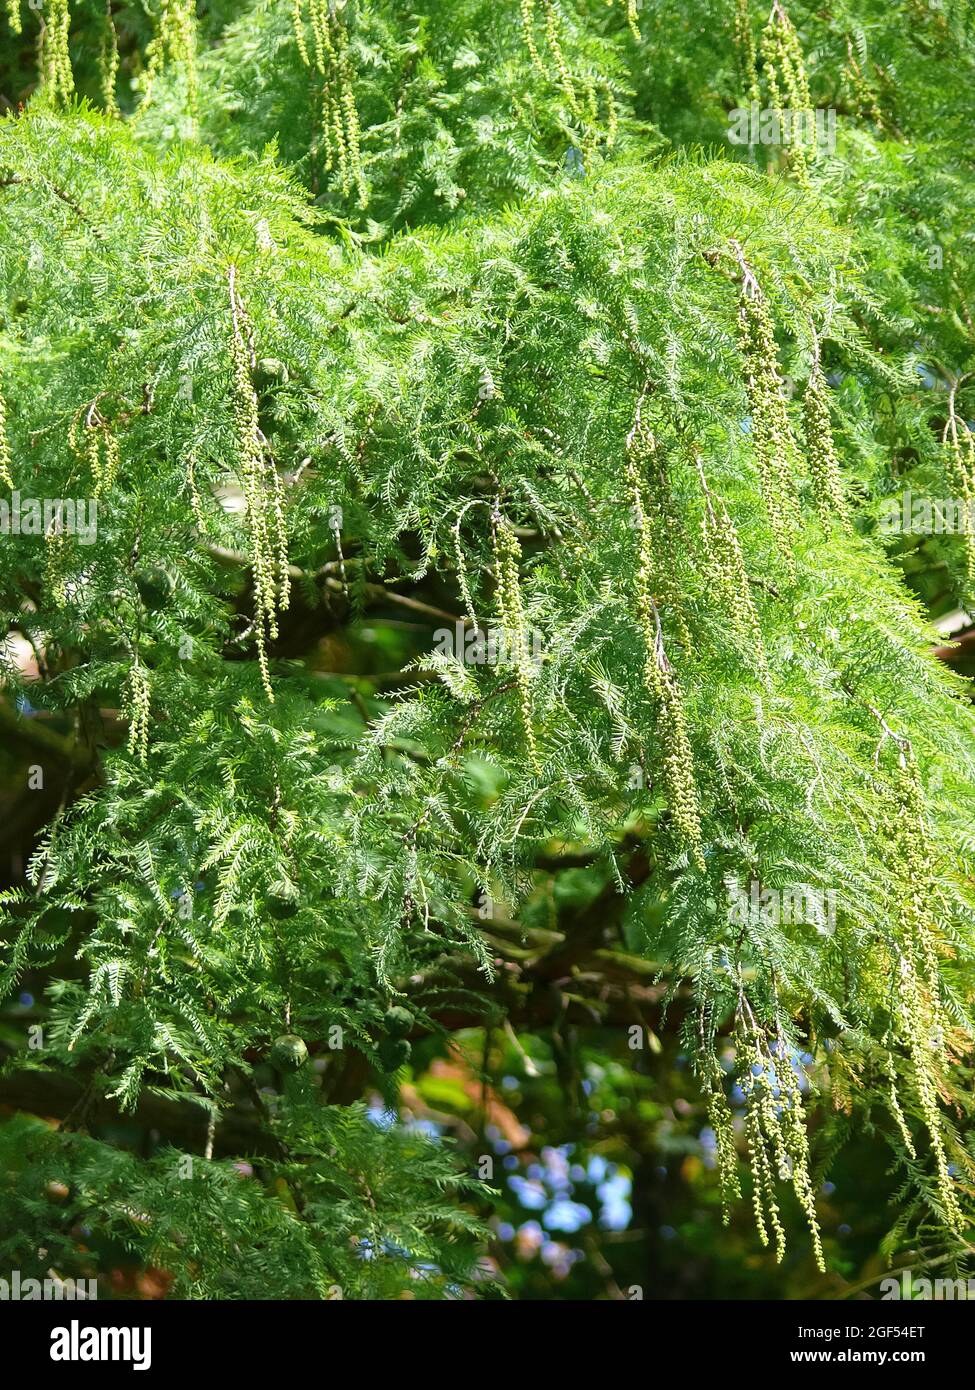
1,0 -> 974,1298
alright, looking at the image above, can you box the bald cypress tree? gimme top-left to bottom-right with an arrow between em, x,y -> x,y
1,0 -> 974,1299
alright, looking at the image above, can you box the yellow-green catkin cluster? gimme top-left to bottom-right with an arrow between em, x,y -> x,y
71,406 -> 120,498
4,0 -> 21,36
39,0 -> 74,105
98,0 -> 120,115
737,1013 -> 825,1271
519,0 -> 579,114
621,0 -> 640,42
125,657 -> 151,763
844,34 -> 883,127
802,357 -> 850,532
758,2 -> 814,186
882,746 -> 963,1230
733,0 -> 760,105
44,507 -> 68,607
704,1057 -> 743,1223
186,448 -> 206,530
228,270 -> 291,703
633,432 -> 692,651
293,0 -> 366,207
141,0 -> 198,114
735,254 -> 802,555
492,506 -> 540,772
944,414 -> 975,589
696,460 -> 767,678
0,373 -> 13,490
625,412 -> 704,867
518,0 -> 616,156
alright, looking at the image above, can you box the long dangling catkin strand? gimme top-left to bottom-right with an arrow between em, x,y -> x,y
603,82 -> 619,147
695,454 -> 767,677
492,505 -> 540,771
890,745 -> 948,998
125,656 -> 151,763
292,0 -> 310,65
140,0 -> 198,114
803,350 -> 850,532
101,427 -> 120,494
44,504 -> 68,607
518,0 -> 544,71
39,0 -> 74,105
230,275 -> 276,699
335,20 -> 366,207
0,372 -> 13,490
518,0 -> 580,114
626,401 -> 704,866
732,245 -> 802,554
98,0 -> 120,114
306,0 -> 340,176
704,1057 -> 743,1223
732,0 -> 760,106
294,0 -> 366,206
541,0 -> 579,114
228,268 -> 291,702
883,1048 -> 917,1158
186,448 -> 206,530
73,400 -> 120,498
634,429 -> 692,651
758,2 -> 813,185
943,401 -> 975,589
4,0 -> 21,36
266,448 -> 291,620
621,0 -> 640,42
844,34 -> 883,126
880,739 -> 963,1230
777,1041 -> 826,1271
896,949 -> 963,1229
736,1004 -> 824,1269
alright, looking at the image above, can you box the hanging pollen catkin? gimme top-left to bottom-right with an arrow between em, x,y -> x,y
186,448 -> 207,530
622,0 -> 640,42
125,657 -> 151,763
39,0 -> 74,105
603,82 -> 619,147
943,408 -> 975,589
757,2 -> 813,186
98,0 -> 120,114
72,403 -> 120,498
844,34 -> 883,127
140,0 -> 198,114
293,0 -> 366,207
541,0 -> 578,113
802,354 -> 850,532
228,267 -> 291,703
4,0 -> 21,36
884,1048 -> 917,1158
0,373 -> 13,490
881,744 -> 963,1229
736,1007 -> 825,1271
517,0 -> 579,115
626,403 -> 704,866
636,431 -> 692,651
695,454 -> 767,676
704,1059 -> 743,1223
44,506 -> 68,607
732,0 -> 760,106
492,505 -> 540,771
733,246 -> 802,554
